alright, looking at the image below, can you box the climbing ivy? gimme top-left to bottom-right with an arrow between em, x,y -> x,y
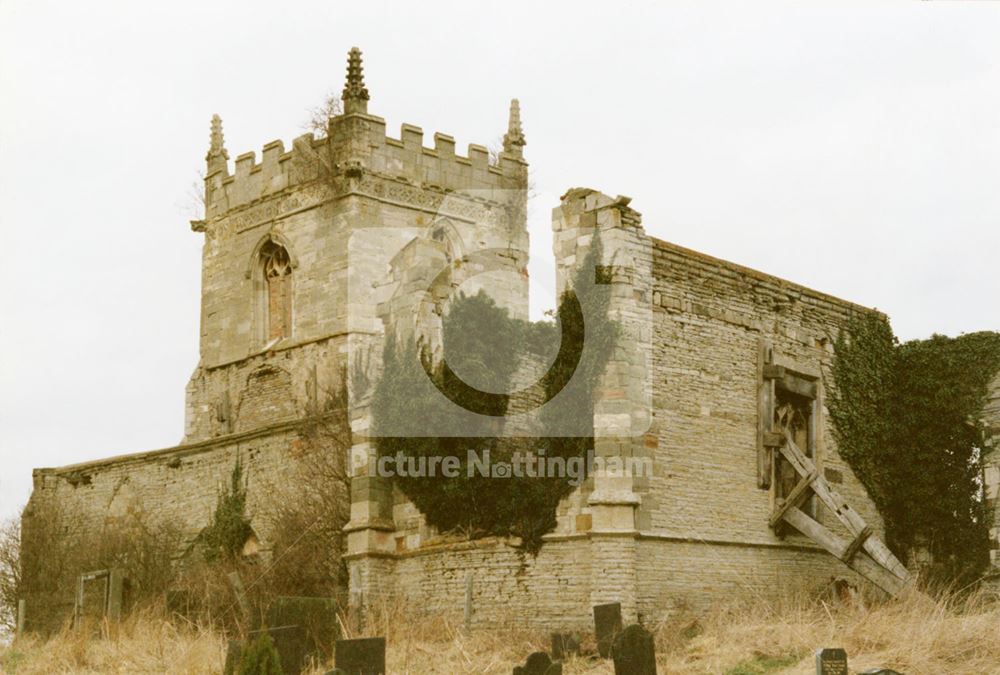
372,238 -> 616,553
829,315 -> 1000,584
201,456 -> 254,562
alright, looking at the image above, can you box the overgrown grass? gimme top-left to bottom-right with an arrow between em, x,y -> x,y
2,586 -> 998,674
1,607 -> 224,674
724,654 -> 802,675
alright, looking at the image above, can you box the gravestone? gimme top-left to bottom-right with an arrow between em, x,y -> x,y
544,664 -> 562,675
263,596 -> 339,661
815,648 -> 848,675
612,624 -> 657,675
593,602 -> 623,658
335,636 -> 386,675
551,633 -> 580,660
247,625 -> 311,675
512,650 -> 552,675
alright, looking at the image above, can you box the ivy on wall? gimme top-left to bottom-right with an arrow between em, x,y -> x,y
829,314 -> 1000,583
201,456 -> 254,562
372,238 -> 616,553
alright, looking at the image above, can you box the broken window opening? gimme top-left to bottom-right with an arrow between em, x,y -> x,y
259,241 -> 293,343
773,389 -> 817,529
757,341 -> 820,533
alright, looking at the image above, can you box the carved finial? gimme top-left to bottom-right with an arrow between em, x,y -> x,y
342,47 -> 369,114
502,98 -> 526,158
206,114 -> 229,174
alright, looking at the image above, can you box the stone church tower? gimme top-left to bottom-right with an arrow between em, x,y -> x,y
183,48 -> 530,445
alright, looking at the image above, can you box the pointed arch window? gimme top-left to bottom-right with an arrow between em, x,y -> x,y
259,240 -> 293,342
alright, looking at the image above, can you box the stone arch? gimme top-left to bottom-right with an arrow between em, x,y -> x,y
427,217 -> 465,263
245,232 -> 300,279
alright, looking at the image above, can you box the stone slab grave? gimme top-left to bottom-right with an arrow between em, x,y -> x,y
335,636 -> 386,675
593,602 -> 623,658
550,632 -> 580,661
815,648 -> 848,675
612,624 -> 657,675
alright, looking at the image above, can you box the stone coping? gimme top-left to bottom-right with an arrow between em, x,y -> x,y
32,417 -> 309,477
651,236 -> 880,319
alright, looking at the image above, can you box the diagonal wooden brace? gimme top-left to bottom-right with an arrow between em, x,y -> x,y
778,430 -> 910,583
781,506 -> 907,596
841,525 -> 873,564
769,469 -> 818,529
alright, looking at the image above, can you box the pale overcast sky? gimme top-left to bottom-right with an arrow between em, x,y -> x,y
1,1 -> 998,521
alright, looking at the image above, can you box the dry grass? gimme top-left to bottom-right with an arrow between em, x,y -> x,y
2,587 -> 999,674
0,608 -> 224,674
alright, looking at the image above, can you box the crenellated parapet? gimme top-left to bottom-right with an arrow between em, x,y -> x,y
199,48 -> 528,228
198,120 -> 527,227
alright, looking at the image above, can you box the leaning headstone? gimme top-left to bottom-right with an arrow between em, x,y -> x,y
247,625 -> 310,675
335,636 -> 386,675
593,602 -> 623,658
551,633 -> 580,660
513,650 -> 552,675
815,648 -> 848,675
612,624 -> 657,675
222,640 -> 242,675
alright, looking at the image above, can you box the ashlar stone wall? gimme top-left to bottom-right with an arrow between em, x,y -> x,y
345,188 -> 888,630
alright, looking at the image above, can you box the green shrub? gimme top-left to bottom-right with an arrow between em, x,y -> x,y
238,631 -> 284,675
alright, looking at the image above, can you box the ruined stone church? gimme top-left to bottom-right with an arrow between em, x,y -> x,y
24,48 -> 1000,631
